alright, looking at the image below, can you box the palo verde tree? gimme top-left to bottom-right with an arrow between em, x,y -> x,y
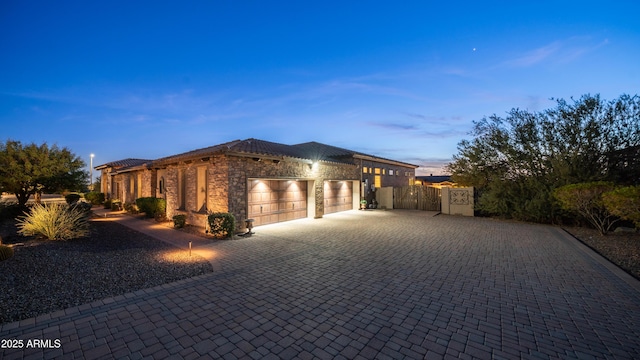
0,140 -> 87,206
446,94 -> 640,223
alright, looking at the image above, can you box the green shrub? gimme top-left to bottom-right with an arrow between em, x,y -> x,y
70,201 -> 93,214
207,212 -> 236,239
173,214 -> 187,229
554,182 -> 618,234
135,197 -> 166,219
124,202 -> 139,214
16,203 -> 89,240
84,192 -> 105,205
64,193 -> 81,204
0,244 -> 13,261
110,200 -> 122,211
603,186 -> 640,228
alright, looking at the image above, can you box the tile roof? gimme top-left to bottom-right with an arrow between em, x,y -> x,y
153,139 -> 243,164
97,138 -> 418,169
94,158 -> 151,170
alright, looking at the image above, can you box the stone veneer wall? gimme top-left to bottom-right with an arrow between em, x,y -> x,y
226,156 -> 358,226
162,155 -> 358,229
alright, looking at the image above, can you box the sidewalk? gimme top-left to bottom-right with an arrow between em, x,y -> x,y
91,207 -> 222,269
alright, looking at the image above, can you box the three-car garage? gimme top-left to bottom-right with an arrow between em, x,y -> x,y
248,179 -> 357,226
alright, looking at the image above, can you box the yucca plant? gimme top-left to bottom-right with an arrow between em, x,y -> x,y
17,203 -> 90,240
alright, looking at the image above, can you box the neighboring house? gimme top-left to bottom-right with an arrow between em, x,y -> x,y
96,138 -> 417,229
414,175 -> 455,188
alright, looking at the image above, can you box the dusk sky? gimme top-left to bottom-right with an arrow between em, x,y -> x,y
1,1 -> 639,179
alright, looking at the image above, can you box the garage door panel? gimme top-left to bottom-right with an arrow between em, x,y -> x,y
324,181 -> 353,214
248,180 -> 307,226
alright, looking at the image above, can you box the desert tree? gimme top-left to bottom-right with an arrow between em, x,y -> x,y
0,140 -> 87,206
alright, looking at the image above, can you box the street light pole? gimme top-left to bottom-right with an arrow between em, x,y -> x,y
90,153 -> 95,191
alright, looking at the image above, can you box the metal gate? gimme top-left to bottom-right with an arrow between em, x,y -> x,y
393,185 -> 441,211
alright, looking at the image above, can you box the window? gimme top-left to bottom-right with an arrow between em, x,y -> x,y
382,169 -> 386,175
159,177 -> 165,195
363,166 -> 368,174
389,169 -> 394,176
374,168 -> 381,175
374,175 -> 381,188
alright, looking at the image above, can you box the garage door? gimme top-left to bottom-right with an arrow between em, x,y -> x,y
248,180 -> 307,226
324,181 -> 352,214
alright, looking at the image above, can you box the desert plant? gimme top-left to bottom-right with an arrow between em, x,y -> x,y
110,200 -> 122,211
0,244 -> 13,261
64,193 -> 81,205
554,182 -> 619,234
603,186 -> 640,228
135,197 -> 166,218
124,202 -> 139,214
84,192 -> 105,205
207,212 -> 236,239
16,203 -> 89,240
173,214 -> 187,229
70,201 -> 93,214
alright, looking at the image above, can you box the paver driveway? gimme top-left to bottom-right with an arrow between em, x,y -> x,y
2,210 -> 639,359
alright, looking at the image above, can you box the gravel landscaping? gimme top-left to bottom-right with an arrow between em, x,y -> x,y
0,219 -> 213,324
565,226 -> 640,280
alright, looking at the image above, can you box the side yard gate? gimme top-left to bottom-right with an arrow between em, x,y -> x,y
389,185 -> 475,216
393,185 -> 441,211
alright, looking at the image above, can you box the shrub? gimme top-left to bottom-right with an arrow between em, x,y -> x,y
64,193 -> 81,205
603,186 -> 640,228
124,202 -> 139,214
135,197 -> 166,219
70,201 -> 93,214
173,214 -> 186,229
16,203 -> 89,240
84,192 -> 105,205
110,200 -> 122,211
0,244 -> 13,261
554,182 -> 619,234
207,212 -> 236,239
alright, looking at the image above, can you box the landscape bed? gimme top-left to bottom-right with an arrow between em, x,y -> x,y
0,220 -> 212,324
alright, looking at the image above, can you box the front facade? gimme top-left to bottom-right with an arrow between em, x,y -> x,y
96,139 -> 417,229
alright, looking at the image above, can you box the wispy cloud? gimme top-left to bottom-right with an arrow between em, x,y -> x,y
367,122 -> 419,131
502,37 -> 609,68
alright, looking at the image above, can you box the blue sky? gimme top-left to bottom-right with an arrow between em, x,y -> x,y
1,1 -> 639,179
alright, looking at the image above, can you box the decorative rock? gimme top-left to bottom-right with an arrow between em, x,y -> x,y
614,226 -> 637,233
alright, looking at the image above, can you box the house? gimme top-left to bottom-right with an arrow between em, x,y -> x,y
414,175 -> 455,188
96,138 -> 417,229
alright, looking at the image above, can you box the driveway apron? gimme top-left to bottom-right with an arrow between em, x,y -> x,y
1,210 -> 639,359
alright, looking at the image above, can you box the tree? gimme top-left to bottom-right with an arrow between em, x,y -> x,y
0,140 -> 87,206
553,182 -> 618,235
602,186 -> 640,228
446,94 -> 640,222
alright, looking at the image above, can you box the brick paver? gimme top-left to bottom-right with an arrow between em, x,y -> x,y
2,210 -> 639,359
